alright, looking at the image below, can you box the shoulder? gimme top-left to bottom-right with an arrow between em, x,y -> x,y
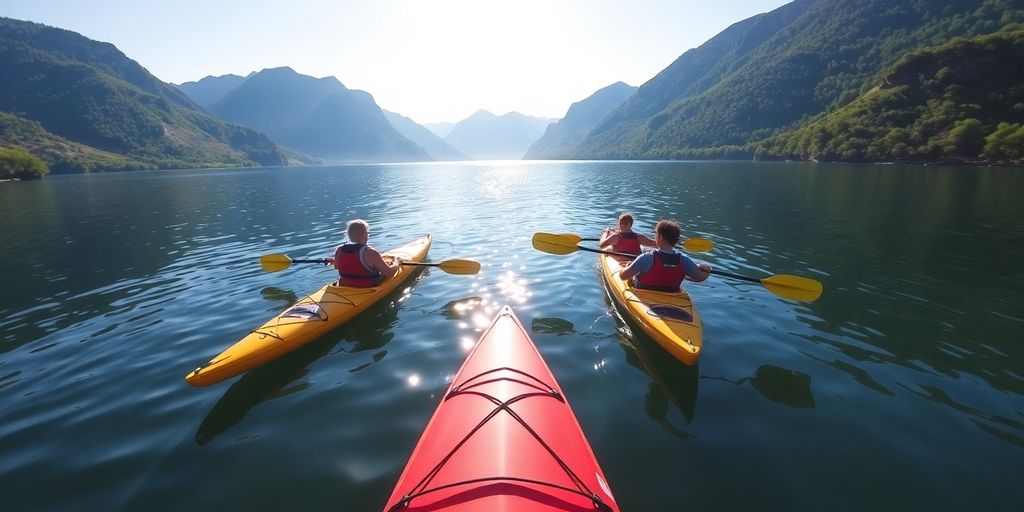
633,252 -> 655,268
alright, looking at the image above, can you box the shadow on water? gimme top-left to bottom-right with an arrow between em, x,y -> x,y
195,273 -> 421,446
708,365 -> 816,409
260,286 -> 299,305
597,288 -> 700,436
195,335 -> 335,446
530,311 -> 700,439
613,327 -> 700,437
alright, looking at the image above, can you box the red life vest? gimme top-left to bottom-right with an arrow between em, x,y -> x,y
613,232 -> 642,255
334,244 -> 382,287
634,250 -> 686,292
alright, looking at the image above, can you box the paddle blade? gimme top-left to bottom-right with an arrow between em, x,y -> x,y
437,259 -> 482,275
260,253 -> 293,272
680,237 -> 714,253
532,232 -> 582,255
761,275 -> 823,303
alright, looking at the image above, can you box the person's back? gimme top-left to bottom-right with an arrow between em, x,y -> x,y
328,219 -> 401,287
619,219 -> 710,292
334,241 -> 383,287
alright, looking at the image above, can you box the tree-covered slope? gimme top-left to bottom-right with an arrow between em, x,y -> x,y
0,17 -> 290,171
757,28 -> 1024,163
570,0 -> 1024,160
524,81 -> 637,159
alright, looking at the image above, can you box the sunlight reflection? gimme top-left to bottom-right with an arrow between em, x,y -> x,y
407,374 -> 421,387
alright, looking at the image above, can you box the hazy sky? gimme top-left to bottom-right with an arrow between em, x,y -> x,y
1,1 -> 792,124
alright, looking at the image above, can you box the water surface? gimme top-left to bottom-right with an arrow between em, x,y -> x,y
1,161 -> 1022,510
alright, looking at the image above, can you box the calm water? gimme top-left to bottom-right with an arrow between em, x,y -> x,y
1,161 -> 1022,511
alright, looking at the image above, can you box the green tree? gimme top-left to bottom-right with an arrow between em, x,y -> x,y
0,147 -> 49,179
981,122 -> 1024,160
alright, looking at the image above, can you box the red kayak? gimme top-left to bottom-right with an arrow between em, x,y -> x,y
384,305 -> 619,511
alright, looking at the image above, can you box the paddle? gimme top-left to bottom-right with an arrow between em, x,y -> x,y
578,234 -> 714,253
259,253 -> 481,275
532,232 -> 823,302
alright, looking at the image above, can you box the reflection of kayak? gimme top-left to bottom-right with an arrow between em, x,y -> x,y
384,305 -> 619,512
599,253 -> 703,366
186,235 -> 431,387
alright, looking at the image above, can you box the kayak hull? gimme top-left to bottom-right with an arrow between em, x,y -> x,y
384,305 -> 619,512
599,253 -> 703,366
186,235 -> 431,387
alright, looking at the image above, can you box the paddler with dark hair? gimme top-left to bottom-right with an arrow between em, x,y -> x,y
325,219 -> 402,287
619,219 -> 711,291
599,212 -> 656,255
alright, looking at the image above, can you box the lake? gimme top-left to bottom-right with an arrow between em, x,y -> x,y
1,161 -> 1021,510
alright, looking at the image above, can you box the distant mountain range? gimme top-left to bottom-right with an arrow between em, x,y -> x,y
444,110 -> 553,160
0,17 -> 295,172
524,82 -> 636,159
5,0 -> 1021,173
382,111 -> 467,161
424,122 -> 456,139
177,74 -> 247,108
190,67 -> 429,163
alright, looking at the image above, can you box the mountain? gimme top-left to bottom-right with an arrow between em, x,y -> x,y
569,0 -> 1024,160
757,28 -> 1024,163
0,17 -> 293,172
201,67 -> 429,163
176,74 -> 247,108
383,111 -> 467,161
524,82 -> 636,159
444,110 -> 553,160
424,122 -> 455,139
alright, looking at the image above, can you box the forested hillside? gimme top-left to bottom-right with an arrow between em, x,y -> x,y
567,0 -> 1024,163
0,18 -> 294,172
758,28 -> 1024,163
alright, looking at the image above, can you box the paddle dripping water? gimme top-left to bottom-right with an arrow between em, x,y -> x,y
384,306 -> 620,511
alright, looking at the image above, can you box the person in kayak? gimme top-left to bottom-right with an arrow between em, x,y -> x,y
326,219 -> 402,287
619,219 -> 711,291
599,212 -> 656,255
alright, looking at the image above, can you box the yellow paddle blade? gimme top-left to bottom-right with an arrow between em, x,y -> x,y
680,237 -> 714,253
437,259 -> 482,275
761,275 -> 823,303
532,232 -> 583,255
259,253 -> 293,272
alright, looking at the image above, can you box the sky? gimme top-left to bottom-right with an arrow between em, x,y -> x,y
1,0 -> 792,124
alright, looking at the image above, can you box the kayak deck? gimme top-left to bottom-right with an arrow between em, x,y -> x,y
599,253 -> 703,366
384,305 -> 619,511
186,235 -> 431,387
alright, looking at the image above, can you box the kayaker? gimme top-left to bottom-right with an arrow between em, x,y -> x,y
599,212 -> 656,255
619,219 -> 711,291
326,219 -> 402,287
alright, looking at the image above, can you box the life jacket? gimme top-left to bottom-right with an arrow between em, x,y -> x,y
613,231 -> 642,255
634,250 -> 686,292
334,243 -> 382,287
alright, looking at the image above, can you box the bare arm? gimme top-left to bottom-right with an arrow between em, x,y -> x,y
687,261 -> 712,283
618,254 -> 647,281
638,234 -> 657,247
599,228 -> 619,248
364,248 -> 401,278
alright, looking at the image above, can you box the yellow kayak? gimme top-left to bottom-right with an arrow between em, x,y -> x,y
599,253 -> 703,366
186,235 -> 432,386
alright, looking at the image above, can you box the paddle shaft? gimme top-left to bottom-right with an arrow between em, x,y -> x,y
709,269 -> 760,284
287,258 -> 443,268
